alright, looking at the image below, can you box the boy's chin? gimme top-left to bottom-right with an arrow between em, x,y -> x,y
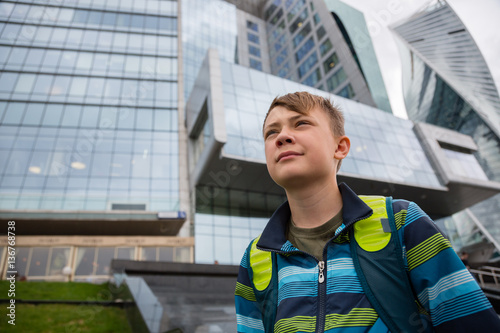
272,174 -> 313,190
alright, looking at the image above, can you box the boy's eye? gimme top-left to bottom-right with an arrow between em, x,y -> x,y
264,130 -> 277,139
296,120 -> 308,126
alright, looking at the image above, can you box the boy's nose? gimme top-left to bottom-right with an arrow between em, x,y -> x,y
276,131 -> 295,147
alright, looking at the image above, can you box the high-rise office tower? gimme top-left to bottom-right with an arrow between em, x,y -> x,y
0,0 -> 191,281
392,1 -> 500,261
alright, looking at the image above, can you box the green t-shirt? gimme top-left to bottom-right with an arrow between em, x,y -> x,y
287,209 -> 343,260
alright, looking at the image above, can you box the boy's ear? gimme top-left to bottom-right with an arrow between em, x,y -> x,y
334,136 -> 350,160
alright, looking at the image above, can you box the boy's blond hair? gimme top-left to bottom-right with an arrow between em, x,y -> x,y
263,91 -> 346,171
263,91 -> 345,137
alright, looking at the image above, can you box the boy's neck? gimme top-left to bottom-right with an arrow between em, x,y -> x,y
286,179 -> 343,229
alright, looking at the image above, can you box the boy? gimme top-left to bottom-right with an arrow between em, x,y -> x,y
234,92 -> 500,332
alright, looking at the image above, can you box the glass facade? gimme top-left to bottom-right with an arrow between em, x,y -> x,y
0,0 -> 179,212
4,244 -> 192,281
0,0 -> 191,281
393,2 -> 500,135
221,61 -> 440,191
262,0 -> 377,109
399,50 -> 500,183
394,1 -> 500,259
322,0 -> 392,112
195,186 -> 284,265
181,0 -> 237,99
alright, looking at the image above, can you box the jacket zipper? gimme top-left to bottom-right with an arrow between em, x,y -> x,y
316,259 -> 326,333
314,216 -> 371,333
318,261 -> 325,283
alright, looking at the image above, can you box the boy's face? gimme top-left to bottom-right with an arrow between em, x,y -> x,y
263,106 -> 348,190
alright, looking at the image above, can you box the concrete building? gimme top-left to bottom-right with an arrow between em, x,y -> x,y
0,0 -> 498,284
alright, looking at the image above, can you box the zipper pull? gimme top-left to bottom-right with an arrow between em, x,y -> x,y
318,261 -> 325,283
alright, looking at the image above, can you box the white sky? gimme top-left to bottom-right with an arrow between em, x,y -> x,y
340,0 -> 500,119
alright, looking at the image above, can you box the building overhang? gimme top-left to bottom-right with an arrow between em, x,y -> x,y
186,50 -> 500,218
0,210 -> 187,236
195,152 -> 500,218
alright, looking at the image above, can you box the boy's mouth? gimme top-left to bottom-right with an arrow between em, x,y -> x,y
277,151 -> 303,162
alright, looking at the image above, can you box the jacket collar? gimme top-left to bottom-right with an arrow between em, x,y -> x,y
257,182 -> 373,252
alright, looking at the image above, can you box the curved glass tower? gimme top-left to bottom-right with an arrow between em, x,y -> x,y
392,1 -> 500,262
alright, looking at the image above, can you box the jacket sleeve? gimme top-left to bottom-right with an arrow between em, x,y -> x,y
396,200 -> 500,332
235,242 -> 266,333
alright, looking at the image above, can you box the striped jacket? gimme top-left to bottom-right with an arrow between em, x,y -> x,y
235,183 -> 500,332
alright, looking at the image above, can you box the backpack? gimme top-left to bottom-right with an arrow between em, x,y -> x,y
250,195 -> 427,332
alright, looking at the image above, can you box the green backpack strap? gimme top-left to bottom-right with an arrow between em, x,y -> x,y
350,196 -> 425,333
249,236 -> 279,332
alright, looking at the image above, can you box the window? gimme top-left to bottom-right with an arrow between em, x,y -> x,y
26,247 -> 49,276
270,20 -> 285,43
320,39 -> 333,57
326,67 -> 347,91
313,13 -> 320,25
73,9 -> 89,23
247,20 -> 258,32
323,52 -> 339,74
276,48 -> 288,66
287,0 -> 305,22
75,247 -> 95,276
102,12 -> 117,26
14,74 -> 36,94
247,32 -> 260,44
58,8 -> 75,23
289,8 -> 308,34
441,146 -> 488,180
51,28 -> 68,47
270,8 -> 283,25
0,73 -> 18,92
88,11 -> 103,26
51,76 -> 71,96
274,34 -> 286,53
249,45 -> 261,58
295,37 -> 314,62
32,74 -> 54,95
278,62 -> 290,78
264,1 -> 279,20
130,14 -> 145,29
41,50 -> 61,70
302,68 -> 321,87
116,13 -> 131,27
250,58 -> 262,71
298,52 -> 318,78
293,22 -> 311,48
0,3 -> 15,19
141,247 -> 190,263
316,26 -> 326,40
24,48 -> 45,71
159,17 -> 177,32
338,83 -> 355,98
66,29 -> 83,47
0,46 -> 11,64
145,16 -> 159,31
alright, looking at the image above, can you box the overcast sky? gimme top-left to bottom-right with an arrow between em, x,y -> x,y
340,0 -> 500,119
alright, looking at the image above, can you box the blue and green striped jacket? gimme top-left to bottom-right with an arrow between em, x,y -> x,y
235,183 -> 500,332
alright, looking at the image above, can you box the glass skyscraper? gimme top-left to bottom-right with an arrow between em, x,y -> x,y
0,0 -> 192,282
392,1 -> 500,263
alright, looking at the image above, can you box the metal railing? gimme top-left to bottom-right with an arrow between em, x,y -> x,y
469,266 -> 500,288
